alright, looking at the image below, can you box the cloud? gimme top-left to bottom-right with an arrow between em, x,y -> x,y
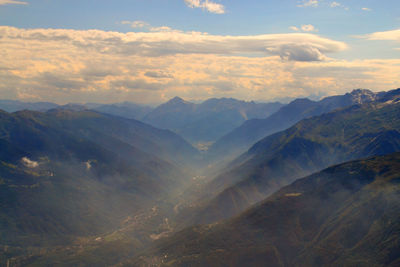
363,28 -> 400,42
111,78 -> 164,91
297,0 -> 319,8
330,1 -> 341,8
362,7 -> 372,12
298,0 -> 348,10
330,1 -> 349,10
290,26 -> 300,32
0,26 -> 346,61
121,20 -> 149,28
120,21 -> 177,33
184,0 -> 225,14
0,26 -> 399,104
362,28 -> 400,51
144,71 -> 173,79
0,0 -> 27,5
149,26 -> 176,32
301,25 -> 317,32
291,24 -> 318,32
21,157 -> 39,168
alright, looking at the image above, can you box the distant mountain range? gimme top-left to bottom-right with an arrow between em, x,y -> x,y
130,152 -> 400,267
208,89 -> 387,161
142,97 -> 284,144
0,100 -> 59,112
0,100 -> 152,121
0,98 -> 284,146
183,89 -> 400,225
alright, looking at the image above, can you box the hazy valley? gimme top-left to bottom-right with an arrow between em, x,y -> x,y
0,88 -> 399,267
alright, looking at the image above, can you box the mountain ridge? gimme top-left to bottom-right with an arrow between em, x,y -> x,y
208,88 -> 396,161
183,92 -> 400,225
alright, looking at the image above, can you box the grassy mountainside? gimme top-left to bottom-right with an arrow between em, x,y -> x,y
130,152 -> 400,267
186,99 -> 400,225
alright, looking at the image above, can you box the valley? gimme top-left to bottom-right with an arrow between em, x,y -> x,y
2,2 -> 400,266
1,88 -> 400,266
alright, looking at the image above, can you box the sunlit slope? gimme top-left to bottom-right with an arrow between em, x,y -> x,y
131,152 -> 400,267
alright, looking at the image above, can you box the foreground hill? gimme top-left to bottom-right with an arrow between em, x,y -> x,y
208,89 -> 390,161
143,97 -> 283,144
186,96 -> 400,225
0,109 -> 198,248
130,152 -> 400,267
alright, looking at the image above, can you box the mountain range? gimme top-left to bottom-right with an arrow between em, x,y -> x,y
208,89 -> 385,161
1,88 -> 400,267
142,97 -> 283,145
0,98 -> 284,148
181,89 -> 400,226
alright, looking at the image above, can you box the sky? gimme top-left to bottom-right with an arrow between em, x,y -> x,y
0,0 -> 400,104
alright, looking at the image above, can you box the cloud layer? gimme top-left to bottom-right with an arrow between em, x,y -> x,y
0,26 -> 347,61
0,26 -> 399,104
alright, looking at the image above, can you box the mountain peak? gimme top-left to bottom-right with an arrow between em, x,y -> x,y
347,89 -> 376,104
349,88 -> 374,96
167,96 -> 186,104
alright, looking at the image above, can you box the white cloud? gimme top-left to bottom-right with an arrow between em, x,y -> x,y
121,20 -> 149,28
0,26 -> 346,61
330,1 -> 341,8
362,7 -> 372,11
363,28 -> 400,42
297,0 -> 319,8
184,0 -> 225,14
21,157 -> 39,168
121,21 -> 178,33
290,25 -> 318,32
0,0 -> 27,5
301,24 -> 318,32
330,1 -> 349,10
149,26 -> 176,32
